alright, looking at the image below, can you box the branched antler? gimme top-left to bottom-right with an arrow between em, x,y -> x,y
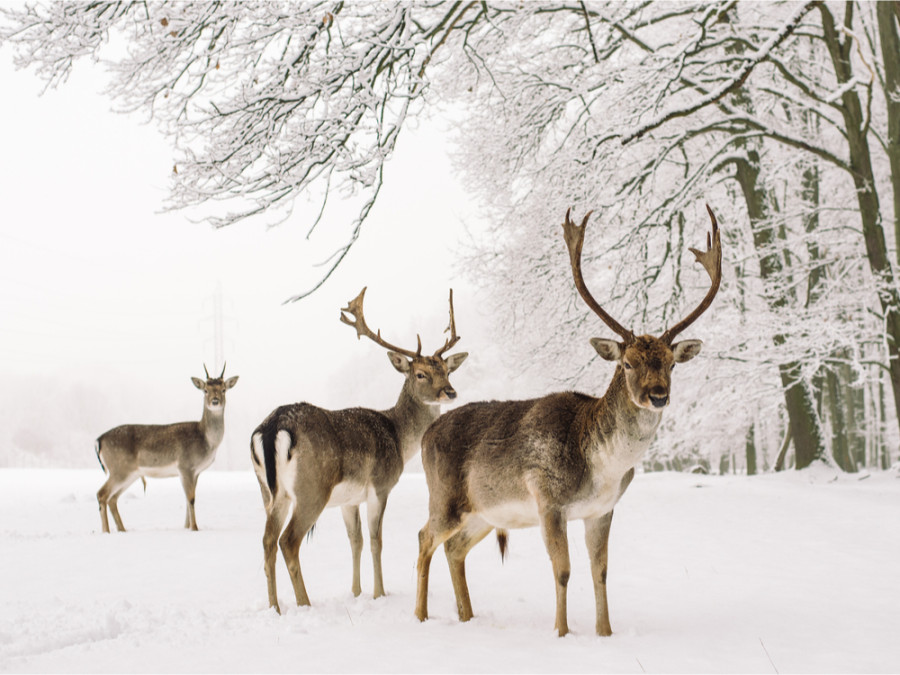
662,204 -> 723,343
433,289 -> 461,357
563,208 -> 635,343
340,287 -> 422,358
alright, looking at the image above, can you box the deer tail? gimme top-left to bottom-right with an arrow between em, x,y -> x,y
94,439 -> 107,474
497,529 -> 509,562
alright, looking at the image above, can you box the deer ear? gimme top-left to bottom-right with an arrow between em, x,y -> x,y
590,338 -> 623,362
445,352 -> 468,372
387,351 -> 410,373
225,376 -> 239,389
191,377 -> 206,390
672,339 -> 703,363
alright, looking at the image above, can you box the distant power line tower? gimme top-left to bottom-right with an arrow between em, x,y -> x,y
200,282 -> 236,373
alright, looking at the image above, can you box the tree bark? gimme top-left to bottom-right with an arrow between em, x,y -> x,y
732,152 -> 826,469
820,4 -> 900,435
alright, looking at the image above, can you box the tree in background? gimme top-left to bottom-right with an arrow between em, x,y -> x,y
3,1 -> 899,472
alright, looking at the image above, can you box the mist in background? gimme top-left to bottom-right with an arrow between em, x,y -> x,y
0,49 -> 546,470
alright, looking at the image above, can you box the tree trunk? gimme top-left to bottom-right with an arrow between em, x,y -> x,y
732,153 -> 826,469
745,424 -> 757,476
826,366 -> 855,472
877,2 -> 900,265
820,4 -> 900,435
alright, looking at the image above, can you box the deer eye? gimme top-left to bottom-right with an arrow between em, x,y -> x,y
416,372 -> 427,380
623,362 -> 633,370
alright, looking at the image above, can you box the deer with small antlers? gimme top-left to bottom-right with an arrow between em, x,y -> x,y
251,288 -> 467,612
415,205 -> 722,636
96,364 -> 239,533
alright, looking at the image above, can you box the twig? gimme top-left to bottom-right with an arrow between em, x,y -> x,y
760,637 -> 779,674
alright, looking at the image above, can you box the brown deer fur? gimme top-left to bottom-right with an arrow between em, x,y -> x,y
96,365 -> 238,533
251,288 -> 467,613
414,206 -> 722,636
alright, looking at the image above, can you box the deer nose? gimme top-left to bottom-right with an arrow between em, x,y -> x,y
442,387 -> 457,401
649,393 -> 668,408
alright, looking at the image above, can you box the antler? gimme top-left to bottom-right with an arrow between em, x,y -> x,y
661,204 -> 723,344
562,208 -> 635,343
202,363 -> 227,381
340,287 -> 422,359
433,289 -> 461,357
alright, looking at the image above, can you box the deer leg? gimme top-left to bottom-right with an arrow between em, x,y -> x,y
443,515 -> 493,622
540,509 -> 571,637
415,515 -> 463,622
280,485 -> 329,608
97,480 -> 114,533
341,505 -> 364,597
366,490 -> 389,599
180,471 -> 199,531
263,493 -> 291,613
100,473 -> 138,533
584,511 -> 615,636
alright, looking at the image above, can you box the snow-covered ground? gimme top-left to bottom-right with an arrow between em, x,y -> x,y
1,466 -> 898,673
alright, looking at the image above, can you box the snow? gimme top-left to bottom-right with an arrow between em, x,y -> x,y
2,466 -> 899,673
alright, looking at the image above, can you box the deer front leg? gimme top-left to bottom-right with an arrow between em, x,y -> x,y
366,491 -> 389,599
341,505 -> 364,597
540,509 -> 571,637
180,471 -> 199,531
584,511 -> 615,636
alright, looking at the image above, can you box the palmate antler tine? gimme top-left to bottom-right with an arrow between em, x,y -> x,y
562,208 -> 635,343
661,204 -> 723,344
339,287 -> 420,359
434,289 -> 461,357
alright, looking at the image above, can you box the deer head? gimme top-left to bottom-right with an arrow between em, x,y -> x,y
191,363 -> 239,411
563,205 -> 722,410
340,288 -> 468,404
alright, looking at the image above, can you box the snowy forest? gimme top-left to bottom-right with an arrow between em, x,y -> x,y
3,0 -> 898,476
2,2 -> 900,673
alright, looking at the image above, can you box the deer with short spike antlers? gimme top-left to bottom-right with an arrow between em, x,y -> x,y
415,205 -> 722,636
96,364 -> 239,533
251,288 -> 467,612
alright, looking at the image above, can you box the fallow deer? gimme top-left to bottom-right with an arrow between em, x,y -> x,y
96,364 -> 239,533
415,205 -> 722,636
251,288 -> 467,613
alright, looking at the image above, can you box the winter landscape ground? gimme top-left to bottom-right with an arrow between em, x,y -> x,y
1,465 -> 898,674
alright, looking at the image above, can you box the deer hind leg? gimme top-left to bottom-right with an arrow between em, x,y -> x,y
584,511 -> 615,636
540,509 -> 571,637
341,505 -> 364,597
415,513 -> 464,622
263,492 -> 291,613
366,490 -> 391,599
280,478 -> 331,608
180,471 -> 199,531
98,472 -> 138,533
443,515 -> 493,622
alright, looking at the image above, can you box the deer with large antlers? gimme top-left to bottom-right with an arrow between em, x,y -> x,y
251,288 -> 467,612
415,205 -> 722,636
96,364 -> 239,533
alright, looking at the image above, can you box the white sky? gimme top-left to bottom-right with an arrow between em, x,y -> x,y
0,46 -> 527,467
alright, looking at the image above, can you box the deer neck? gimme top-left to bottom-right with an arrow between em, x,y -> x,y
200,404 -> 226,450
384,381 -> 441,465
587,367 -> 662,464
